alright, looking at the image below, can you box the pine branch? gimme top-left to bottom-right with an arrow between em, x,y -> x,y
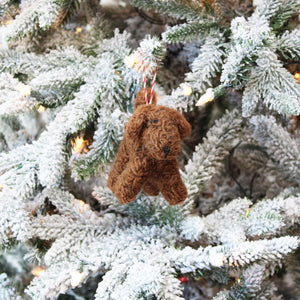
0,73 -> 34,117
215,264 -> 282,300
180,189 -> 300,244
183,109 -> 242,207
0,273 -> 20,300
93,185 -> 186,230
4,0 -> 73,40
72,112 -> 129,180
275,29 -> 300,61
249,115 -> 300,184
229,264 -> 266,299
0,31 -> 135,190
128,0 -> 203,21
26,261 -> 90,300
151,33 -> 226,112
242,47 -> 300,116
170,236 -> 299,274
180,198 -> 251,244
221,12 -> 270,88
257,0 -> 300,30
185,34 -> 226,92
162,19 -> 220,43
0,0 -> 10,19
0,191 -> 30,245
0,144 -> 39,200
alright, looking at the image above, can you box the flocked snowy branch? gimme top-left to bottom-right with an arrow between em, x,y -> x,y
0,0 -> 300,299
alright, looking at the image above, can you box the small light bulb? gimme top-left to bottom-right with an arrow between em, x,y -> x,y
210,252 -> 225,267
16,84 -> 31,96
75,27 -> 82,34
196,88 -> 214,106
31,267 -> 45,277
245,208 -> 251,218
183,85 -> 193,96
71,271 -> 84,287
124,55 -> 136,68
72,137 -> 88,154
37,105 -> 46,113
75,199 -> 89,214
0,184 -> 3,191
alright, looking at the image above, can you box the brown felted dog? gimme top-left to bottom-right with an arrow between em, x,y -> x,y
107,88 -> 191,205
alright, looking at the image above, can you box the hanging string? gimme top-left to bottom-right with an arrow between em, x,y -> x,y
149,65 -> 157,104
140,53 -> 157,105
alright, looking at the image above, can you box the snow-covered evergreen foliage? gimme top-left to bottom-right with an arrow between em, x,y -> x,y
0,0 -> 299,299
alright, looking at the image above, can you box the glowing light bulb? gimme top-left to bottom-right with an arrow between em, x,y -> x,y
37,104 -> 46,112
124,55 -> 136,68
75,199 -> 89,214
210,252 -> 225,267
16,84 -> 31,96
71,271 -> 84,287
245,208 -> 251,218
236,278 -> 241,284
0,185 -> 3,191
71,137 -> 88,155
31,267 -> 45,277
294,72 -> 300,83
5,20 -> 12,25
75,27 -> 82,34
196,88 -> 214,106
182,85 -> 193,96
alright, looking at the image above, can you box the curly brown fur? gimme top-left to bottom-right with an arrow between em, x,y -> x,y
134,88 -> 157,110
107,89 -> 191,205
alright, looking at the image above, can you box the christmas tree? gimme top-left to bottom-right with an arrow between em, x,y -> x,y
0,0 -> 300,299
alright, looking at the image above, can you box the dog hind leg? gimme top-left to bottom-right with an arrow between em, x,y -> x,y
107,141 -> 129,193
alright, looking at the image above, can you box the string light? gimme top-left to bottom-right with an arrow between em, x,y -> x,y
71,137 -> 88,155
16,84 -> 31,96
124,55 -> 136,68
294,72 -> 300,84
74,199 -> 89,214
31,267 -> 45,277
210,252 -> 225,267
75,27 -> 82,34
37,104 -> 46,113
5,20 -> 12,25
182,85 -> 193,96
0,184 -> 3,191
196,88 -> 214,106
245,208 -> 251,218
71,271 -> 84,287
236,277 -> 241,284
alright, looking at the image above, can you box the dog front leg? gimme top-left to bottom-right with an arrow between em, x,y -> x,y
114,159 -> 149,204
159,161 -> 187,205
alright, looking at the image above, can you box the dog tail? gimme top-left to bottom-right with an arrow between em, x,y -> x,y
134,88 -> 157,110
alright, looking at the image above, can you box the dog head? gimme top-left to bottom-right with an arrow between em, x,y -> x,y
125,104 -> 191,160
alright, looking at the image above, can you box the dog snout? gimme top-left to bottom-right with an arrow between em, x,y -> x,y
163,146 -> 170,157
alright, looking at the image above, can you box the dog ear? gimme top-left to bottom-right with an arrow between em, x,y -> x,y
134,88 -> 157,110
125,106 -> 148,140
170,109 -> 191,139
